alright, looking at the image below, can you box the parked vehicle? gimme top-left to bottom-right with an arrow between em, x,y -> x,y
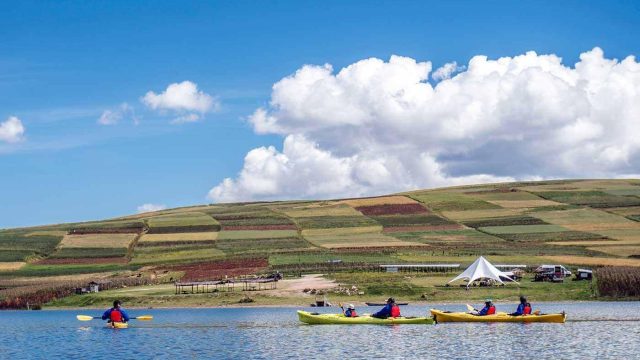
533,265 -> 571,282
575,268 -> 593,281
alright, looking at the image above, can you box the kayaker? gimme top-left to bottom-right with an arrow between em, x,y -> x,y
371,297 -> 401,319
477,299 -> 496,316
510,296 -> 532,316
102,300 -> 130,324
343,304 -> 358,317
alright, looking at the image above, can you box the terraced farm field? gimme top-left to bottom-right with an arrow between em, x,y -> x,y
146,212 -> 221,233
3,179 -> 640,308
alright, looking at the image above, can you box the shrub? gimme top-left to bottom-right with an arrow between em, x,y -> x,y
595,267 -> 640,298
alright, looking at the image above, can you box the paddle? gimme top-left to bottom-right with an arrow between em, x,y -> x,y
76,315 -> 153,321
466,304 -> 477,313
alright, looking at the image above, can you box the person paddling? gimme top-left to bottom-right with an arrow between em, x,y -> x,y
343,304 -> 358,318
477,299 -> 496,316
102,300 -> 130,324
371,297 -> 401,319
510,296 -> 532,316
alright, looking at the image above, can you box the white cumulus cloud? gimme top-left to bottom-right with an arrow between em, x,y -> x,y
137,203 -> 167,214
209,48 -> 640,202
432,61 -> 464,81
97,103 -> 137,125
0,116 -> 25,143
142,81 -> 218,123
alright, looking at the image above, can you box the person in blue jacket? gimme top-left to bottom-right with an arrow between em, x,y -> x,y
477,299 -> 496,316
371,297 -> 401,319
102,300 -> 130,323
510,296 -> 532,316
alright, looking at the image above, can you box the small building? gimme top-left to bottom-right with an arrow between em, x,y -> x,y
380,264 -> 460,273
75,287 -> 89,295
494,265 -> 527,270
88,282 -> 100,293
88,280 -> 112,293
575,269 -> 593,281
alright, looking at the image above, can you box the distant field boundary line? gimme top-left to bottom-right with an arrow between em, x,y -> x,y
127,221 -> 148,262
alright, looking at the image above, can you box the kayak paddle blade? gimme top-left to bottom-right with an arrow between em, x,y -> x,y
465,304 -> 475,312
134,315 -> 153,321
76,315 -> 96,321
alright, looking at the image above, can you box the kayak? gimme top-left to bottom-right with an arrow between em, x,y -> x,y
106,322 -> 129,329
297,310 -> 435,325
430,309 -> 566,323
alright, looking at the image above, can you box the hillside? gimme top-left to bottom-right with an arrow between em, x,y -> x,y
2,179 -> 640,307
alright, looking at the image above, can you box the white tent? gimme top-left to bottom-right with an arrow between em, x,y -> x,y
449,256 -> 518,287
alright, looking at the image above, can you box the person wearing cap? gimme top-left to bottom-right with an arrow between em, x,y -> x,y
510,296 -> 532,316
101,300 -> 130,324
477,299 -> 496,316
371,297 -> 401,319
343,304 -> 358,318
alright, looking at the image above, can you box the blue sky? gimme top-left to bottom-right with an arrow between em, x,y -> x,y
1,1 -> 640,228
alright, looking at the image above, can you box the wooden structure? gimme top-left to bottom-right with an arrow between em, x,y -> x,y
238,278 -> 278,291
174,280 -> 235,294
494,264 -> 527,270
174,278 -> 278,294
379,264 -> 460,273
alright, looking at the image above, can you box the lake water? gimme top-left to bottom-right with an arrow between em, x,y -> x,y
1,302 -> 639,359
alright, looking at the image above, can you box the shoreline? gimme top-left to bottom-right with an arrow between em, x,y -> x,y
37,299 -> 637,311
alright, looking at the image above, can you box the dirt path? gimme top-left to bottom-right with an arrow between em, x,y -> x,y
266,274 -> 336,297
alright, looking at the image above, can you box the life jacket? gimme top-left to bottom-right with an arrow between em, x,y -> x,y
487,306 -> 496,315
347,309 -> 357,318
110,308 -> 123,322
523,304 -> 532,315
390,304 -> 400,318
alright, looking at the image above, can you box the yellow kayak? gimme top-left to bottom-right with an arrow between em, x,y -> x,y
430,309 -> 566,323
297,310 -> 435,325
106,322 -> 129,329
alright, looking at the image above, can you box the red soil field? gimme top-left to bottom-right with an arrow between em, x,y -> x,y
356,203 -> 429,216
170,258 -> 269,282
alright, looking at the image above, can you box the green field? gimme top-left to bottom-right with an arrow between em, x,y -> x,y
479,224 -> 569,234
146,212 -> 221,232
409,191 -> 502,212
0,233 -> 62,261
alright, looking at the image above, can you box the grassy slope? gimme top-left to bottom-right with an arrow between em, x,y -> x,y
3,179 -> 640,306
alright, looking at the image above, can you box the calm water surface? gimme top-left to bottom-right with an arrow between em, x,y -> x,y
1,302 -> 639,359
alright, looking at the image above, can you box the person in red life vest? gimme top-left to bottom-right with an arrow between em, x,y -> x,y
102,300 -> 130,324
477,299 -> 496,316
510,296 -> 532,316
371,297 -> 401,319
343,304 -> 358,317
